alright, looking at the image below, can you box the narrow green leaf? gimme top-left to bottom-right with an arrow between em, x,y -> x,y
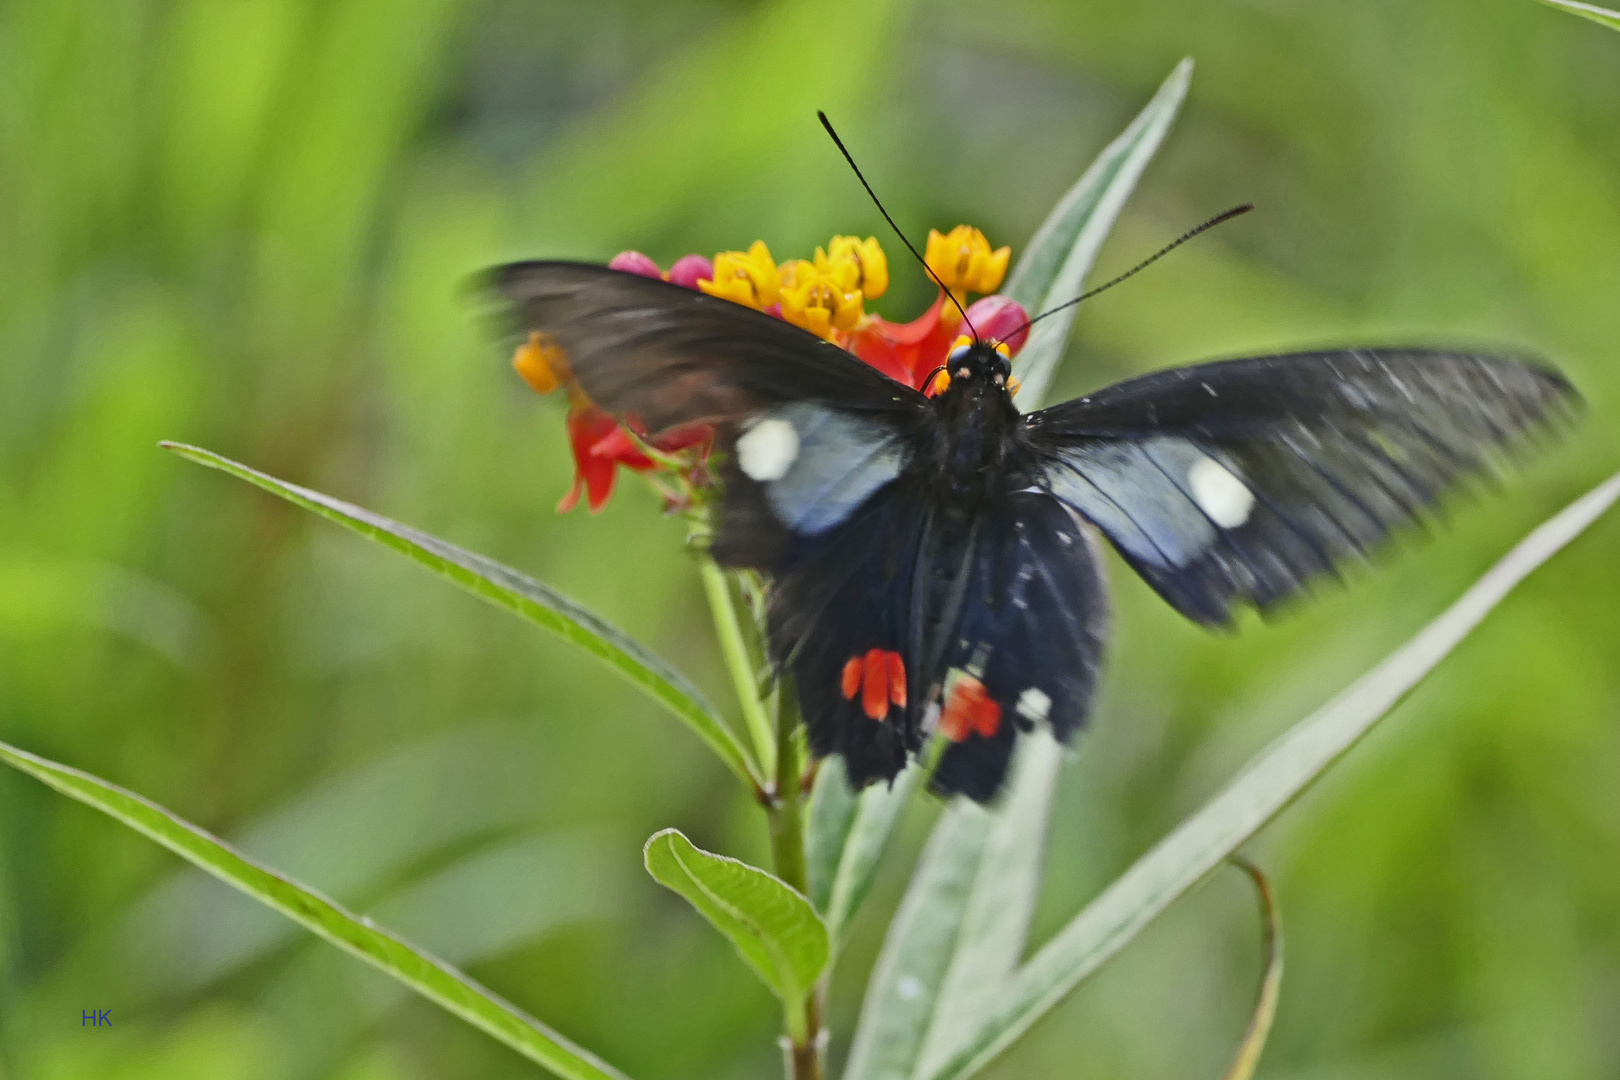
842,733 -> 1062,1080
0,738 -> 631,1080
1221,859 -> 1282,1080
915,733 -> 1062,1078
806,757 -> 861,914
642,828 -> 828,1025
922,471 -> 1620,1080
1537,0 -> 1620,30
841,803 -> 990,1080
1005,58 -> 1192,410
821,760 -> 922,947
161,442 -> 759,789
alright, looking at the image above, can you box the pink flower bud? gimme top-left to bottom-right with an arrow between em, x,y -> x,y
608,250 -> 663,279
667,254 -> 715,289
964,294 -> 1030,355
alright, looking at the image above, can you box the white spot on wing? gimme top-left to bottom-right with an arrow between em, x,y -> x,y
736,417 -> 799,481
1187,455 -> 1254,528
1016,687 -> 1051,724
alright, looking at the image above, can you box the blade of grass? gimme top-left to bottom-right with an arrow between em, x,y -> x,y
0,738 -> 632,1080
922,471 -> 1620,1080
1221,859 -> 1282,1080
841,801 -> 991,1080
841,733 -> 1062,1080
1536,0 -> 1620,30
820,760 -> 922,948
1005,58 -> 1193,410
161,442 -> 760,789
914,733 -> 1063,1079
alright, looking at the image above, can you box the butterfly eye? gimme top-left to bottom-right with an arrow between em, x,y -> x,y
947,334 -> 973,362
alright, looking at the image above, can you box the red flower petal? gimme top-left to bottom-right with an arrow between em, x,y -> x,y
650,422 -> 713,455
588,425 -> 655,471
561,405 -> 627,513
850,293 -> 960,390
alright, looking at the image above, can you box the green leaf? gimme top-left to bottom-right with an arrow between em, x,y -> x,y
842,733 -> 1062,1080
642,828 -> 828,1036
920,471 -> 1620,1080
1221,859 -> 1283,1080
805,757 -> 861,914
1537,0 -> 1620,30
841,800 -> 990,1080
161,442 -> 759,789
806,757 -> 921,947
0,738 -> 631,1080
1005,58 -> 1192,410
915,734 -> 1062,1078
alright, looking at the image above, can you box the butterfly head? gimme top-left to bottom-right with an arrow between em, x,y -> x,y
942,335 -> 1013,392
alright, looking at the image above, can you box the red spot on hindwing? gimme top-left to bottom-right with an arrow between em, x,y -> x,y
887,652 -> 907,708
940,674 -> 1001,741
841,657 -> 863,701
839,649 -> 908,722
861,648 -> 889,720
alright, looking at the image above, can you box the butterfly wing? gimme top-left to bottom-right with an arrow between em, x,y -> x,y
928,493 -> 1111,801
763,481 -> 935,787
490,261 -> 925,433
493,261 -> 941,782
1024,348 -> 1578,625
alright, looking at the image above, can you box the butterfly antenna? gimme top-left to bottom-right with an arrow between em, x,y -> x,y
817,111 -> 978,340
1000,203 -> 1253,344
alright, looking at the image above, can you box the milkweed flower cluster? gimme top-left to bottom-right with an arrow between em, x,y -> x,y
512,228 -> 1031,512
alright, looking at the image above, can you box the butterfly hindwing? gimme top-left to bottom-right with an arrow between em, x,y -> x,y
1025,349 -> 1577,625
929,493 -> 1111,800
762,481 -> 934,787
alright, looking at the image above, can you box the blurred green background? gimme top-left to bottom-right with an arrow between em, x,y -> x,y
2,0 -> 1619,1077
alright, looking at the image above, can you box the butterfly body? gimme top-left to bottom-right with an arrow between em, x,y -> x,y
492,260 -> 1577,802
922,344 -> 1030,505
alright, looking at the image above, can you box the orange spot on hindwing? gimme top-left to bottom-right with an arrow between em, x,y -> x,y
887,652 -> 907,708
839,649 -> 908,722
841,657 -> 863,700
940,673 -> 1002,742
861,648 -> 889,720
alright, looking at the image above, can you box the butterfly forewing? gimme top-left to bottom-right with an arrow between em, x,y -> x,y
1024,348 -> 1578,625
491,262 -> 925,433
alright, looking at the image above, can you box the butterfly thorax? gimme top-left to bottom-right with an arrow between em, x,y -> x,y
919,342 -> 1030,508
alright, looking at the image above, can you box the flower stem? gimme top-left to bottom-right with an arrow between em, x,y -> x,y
698,557 -> 777,778
699,551 -> 820,1079
767,685 -> 821,1080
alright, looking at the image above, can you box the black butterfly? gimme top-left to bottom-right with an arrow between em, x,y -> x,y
490,261 -> 1576,802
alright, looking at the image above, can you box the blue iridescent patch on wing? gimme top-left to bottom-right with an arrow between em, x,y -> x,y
743,403 -> 906,535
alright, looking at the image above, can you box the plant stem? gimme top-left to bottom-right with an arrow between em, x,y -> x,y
767,686 -> 809,895
698,557 -> 776,778
768,685 -> 821,1080
701,550 -> 820,1080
